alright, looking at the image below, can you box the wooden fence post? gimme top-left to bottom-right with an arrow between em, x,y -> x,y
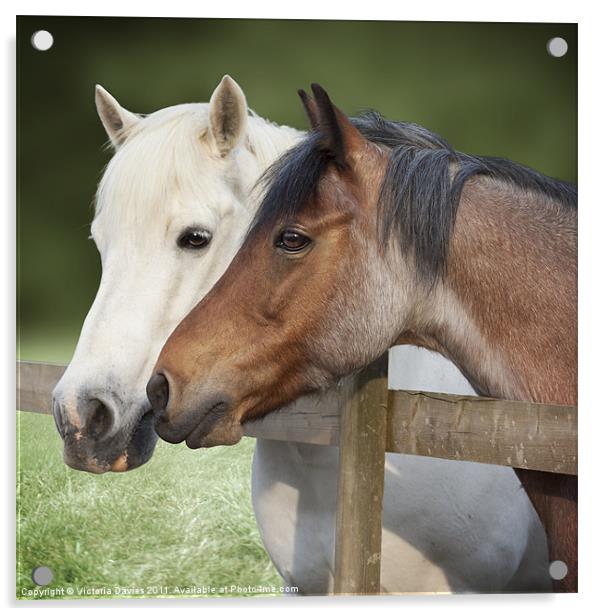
333,354 -> 389,595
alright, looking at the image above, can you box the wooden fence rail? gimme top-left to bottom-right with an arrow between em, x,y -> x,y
16,359 -> 577,595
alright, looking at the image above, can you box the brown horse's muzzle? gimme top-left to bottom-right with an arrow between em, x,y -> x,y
146,372 -> 243,448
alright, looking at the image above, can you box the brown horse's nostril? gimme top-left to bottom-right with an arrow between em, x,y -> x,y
147,373 -> 169,417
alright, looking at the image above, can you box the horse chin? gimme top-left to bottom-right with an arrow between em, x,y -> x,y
63,450 -> 111,474
184,415 -> 243,449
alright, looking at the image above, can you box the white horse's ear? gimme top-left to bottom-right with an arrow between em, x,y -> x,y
95,85 -> 140,148
208,75 -> 248,157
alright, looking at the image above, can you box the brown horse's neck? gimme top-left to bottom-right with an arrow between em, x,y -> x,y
404,176 -> 577,407
396,176 -> 578,591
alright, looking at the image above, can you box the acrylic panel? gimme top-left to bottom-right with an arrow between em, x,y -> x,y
17,16 -> 577,600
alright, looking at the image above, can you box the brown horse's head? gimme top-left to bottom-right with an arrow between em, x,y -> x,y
148,85 -> 578,448
147,85 -> 413,448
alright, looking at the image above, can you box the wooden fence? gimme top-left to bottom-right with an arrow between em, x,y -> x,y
16,358 -> 577,595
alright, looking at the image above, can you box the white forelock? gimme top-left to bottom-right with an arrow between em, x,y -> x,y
93,102 -> 302,243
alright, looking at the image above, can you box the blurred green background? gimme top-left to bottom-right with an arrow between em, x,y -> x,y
17,17 -> 577,361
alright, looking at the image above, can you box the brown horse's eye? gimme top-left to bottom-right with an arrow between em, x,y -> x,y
276,230 -> 312,253
177,229 -> 212,250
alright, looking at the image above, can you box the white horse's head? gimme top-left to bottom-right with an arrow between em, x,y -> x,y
52,76 -> 301,473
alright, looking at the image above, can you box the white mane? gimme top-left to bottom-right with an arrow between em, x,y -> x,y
93,103 -> 302,240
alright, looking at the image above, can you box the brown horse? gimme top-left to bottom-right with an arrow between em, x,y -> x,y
147,85 -> 577,592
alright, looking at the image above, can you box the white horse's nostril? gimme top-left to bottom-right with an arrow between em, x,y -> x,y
52,394 -> 116,441
85,399 -> 115,439
51,398 -> 66,439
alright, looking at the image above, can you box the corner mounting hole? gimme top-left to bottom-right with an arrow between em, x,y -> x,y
549,560 -> 568,580
32,566 -> 54,586
31,30 -> 54,51
547,37 -> 568,58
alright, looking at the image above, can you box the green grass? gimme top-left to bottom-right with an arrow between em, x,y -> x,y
17,411 -> 283,600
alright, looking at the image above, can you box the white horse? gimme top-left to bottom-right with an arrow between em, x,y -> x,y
52,76 -> 550,593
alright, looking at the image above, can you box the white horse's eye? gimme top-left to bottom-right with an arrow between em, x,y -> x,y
177,229 -> 212,250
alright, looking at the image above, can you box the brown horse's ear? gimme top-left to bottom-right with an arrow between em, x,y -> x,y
310,83 -> 366,169
298,89 -> 320,129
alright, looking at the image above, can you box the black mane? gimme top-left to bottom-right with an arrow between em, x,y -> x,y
251,111 -> 577,283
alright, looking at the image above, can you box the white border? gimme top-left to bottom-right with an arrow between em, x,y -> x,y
0,0 -> 585,21
2,2 -> 600,614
